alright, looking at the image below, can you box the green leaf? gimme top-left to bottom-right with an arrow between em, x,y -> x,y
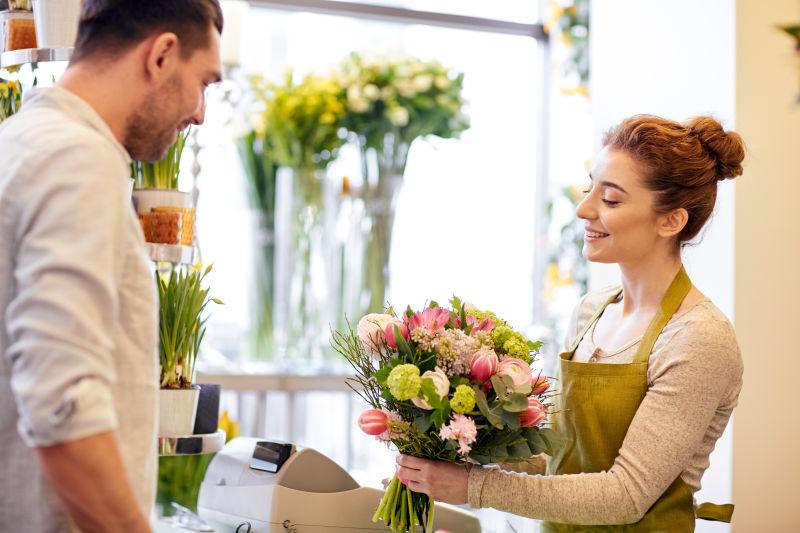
419,378 -> 442,409
413,412 -> 432,433
489,444 -> 509,461
474,387 -> 503,428
444,439 -> 458,451
429,300 -> 440,309
374,366 -> 391,387
498,408 -> 520,430
450,376 -> 471,389
527,340 -> 543,352
469,453 -> 491,465
509,440 -> 532,459
502,392 -> 530,413
394,324 -> 414,361
381,388 -> 395,402
490,375 -> 508,398
405,306 -> 415,318
538,427 -> 566,456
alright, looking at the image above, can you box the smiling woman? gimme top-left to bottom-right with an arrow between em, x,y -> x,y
398,115 -> 747,531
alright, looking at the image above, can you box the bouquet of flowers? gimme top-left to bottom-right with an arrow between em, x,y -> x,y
333,297 -> 561,533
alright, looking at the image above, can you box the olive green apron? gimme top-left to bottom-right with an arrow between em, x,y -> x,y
542,267 -> 734,532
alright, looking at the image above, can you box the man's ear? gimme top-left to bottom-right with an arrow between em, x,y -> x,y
143,32 -> 180,83
657,207 -> 688,239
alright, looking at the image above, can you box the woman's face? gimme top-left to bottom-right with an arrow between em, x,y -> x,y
576,147 -> 667,264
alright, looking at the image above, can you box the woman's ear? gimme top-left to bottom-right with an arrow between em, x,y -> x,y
657,208 -> 688,239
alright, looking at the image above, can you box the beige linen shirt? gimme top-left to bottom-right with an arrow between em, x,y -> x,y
0,87 -> 158,531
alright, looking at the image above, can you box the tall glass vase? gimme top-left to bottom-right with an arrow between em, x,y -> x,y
358,135 -> 409,315
283,167 -> 329,364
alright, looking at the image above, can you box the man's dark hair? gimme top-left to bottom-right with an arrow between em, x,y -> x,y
72,0 -> 223,63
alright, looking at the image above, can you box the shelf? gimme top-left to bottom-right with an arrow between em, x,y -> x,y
0,47 -> 72,69
146,243 -> 195,264
158,429 -> 226,456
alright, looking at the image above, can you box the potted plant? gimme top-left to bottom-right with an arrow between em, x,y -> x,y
157,263 -> 222,437
133,130 -> 195,246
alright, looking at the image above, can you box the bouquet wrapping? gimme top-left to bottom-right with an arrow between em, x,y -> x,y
334,297 -> 561,533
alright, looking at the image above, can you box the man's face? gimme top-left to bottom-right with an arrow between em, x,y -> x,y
125,26 -> 222,161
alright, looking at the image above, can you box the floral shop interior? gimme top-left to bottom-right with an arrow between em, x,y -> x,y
0,0 -> 796,532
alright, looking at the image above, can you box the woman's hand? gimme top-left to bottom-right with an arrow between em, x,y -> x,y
395,455 -> 469,505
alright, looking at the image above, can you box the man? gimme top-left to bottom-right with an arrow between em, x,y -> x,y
0,1 -> 223,531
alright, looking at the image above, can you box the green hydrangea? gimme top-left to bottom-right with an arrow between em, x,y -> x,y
492,325 -> 532,363
466,309 -> 499,323
387,364 -> 422,401
450,384 -> 476,414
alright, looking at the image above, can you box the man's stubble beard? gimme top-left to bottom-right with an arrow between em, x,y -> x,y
124,79 -> 183,162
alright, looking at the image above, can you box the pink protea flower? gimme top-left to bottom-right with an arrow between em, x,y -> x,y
532,375 -> 550,395
384,320 -> 410,350
519,397 -> 547,427
408,307 -> 451,333
439,413 -> 478,456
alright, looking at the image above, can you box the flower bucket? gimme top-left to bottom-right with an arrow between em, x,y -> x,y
32,0 -> 80,48
158,387 -> 200,437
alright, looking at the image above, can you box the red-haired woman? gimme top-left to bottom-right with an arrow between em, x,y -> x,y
397,115 -> 745,531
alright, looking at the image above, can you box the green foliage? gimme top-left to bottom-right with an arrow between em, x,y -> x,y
157,264 -> 223,388
132,129 -> 190,189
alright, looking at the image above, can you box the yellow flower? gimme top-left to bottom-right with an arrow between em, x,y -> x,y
218,410 -> 240,442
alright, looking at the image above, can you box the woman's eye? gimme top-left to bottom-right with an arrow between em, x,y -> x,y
602,199 -> 620,206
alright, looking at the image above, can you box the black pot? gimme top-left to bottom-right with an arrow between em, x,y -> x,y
193,383 -> 221,435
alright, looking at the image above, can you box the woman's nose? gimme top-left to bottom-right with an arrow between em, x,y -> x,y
575,194 -> 594,221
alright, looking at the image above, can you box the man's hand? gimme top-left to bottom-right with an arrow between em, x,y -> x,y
36,431 -> 150,533
395,455 -> 469,505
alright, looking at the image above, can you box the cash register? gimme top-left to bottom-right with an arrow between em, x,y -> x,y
196,437 -> 481,532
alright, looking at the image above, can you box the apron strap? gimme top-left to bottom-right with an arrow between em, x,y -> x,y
696,502 -> 734,523
563,288 -> 623,359
632,267 -> 692,364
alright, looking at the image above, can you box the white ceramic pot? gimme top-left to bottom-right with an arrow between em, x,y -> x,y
132,189 -> 193,216
32,0 -> 80,48
158,387 -> 200,437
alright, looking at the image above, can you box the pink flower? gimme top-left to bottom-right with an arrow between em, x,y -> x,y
408,307 -> 451,333
377,410 -> 406,442
439,413 -> 478,456
384,320 -> 410,350
496,358 -> 533,389
467,316 -> 495,335
469,347 -> 498,382
532,375 -> 550,395
357,313 -> 396,357
358,409 -> 388,435
519,397 -> 547,427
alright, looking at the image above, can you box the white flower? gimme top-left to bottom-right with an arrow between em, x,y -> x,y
396,64 -> 412,79
434,75 -> 451,90
380,86 -> 396,100
347,85 -> 362,102
411,367 -> 450,410
386,106 -> 409,127
363,84 -> 380,101
357,313 -> 396,357
349,97 -> 370,113
412,74 -> 434,93
395,80 -> 417,98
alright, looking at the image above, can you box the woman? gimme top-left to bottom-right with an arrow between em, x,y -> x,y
396,115 -> 745,531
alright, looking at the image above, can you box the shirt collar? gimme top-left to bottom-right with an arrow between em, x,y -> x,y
23,86 -> 132,166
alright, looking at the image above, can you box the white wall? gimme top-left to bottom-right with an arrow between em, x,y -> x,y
734,1 -> 800,529
590,2 -> 736,530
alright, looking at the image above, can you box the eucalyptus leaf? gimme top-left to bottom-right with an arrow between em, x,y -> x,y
509,441 -> 532,459
490,375 -> 507,398
475,387 -> 503,428
498,408 -> 520,430
502,393 -> 530,413
414,412 -> 432,433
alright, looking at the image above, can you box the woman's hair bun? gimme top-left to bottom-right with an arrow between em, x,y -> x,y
685,116 -> 745,181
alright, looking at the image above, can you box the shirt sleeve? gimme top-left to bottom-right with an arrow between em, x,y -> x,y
467,317 -> 742,525
5,144 -> 127,447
